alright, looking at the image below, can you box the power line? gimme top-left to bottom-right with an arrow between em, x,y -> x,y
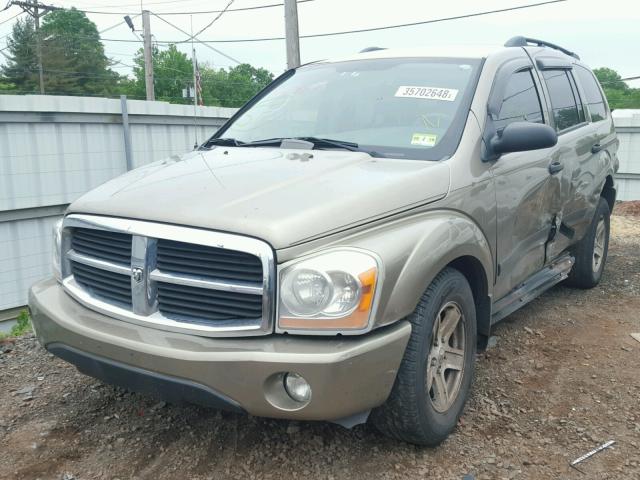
189,0 -> 233,40
0,10 -> 24,26
98,0 -> 569,44
4,1 -> 569,46
151,11 -> 241,64
104,50 -> 137,56
68,0 -> 209,8
98,12 -> 139,34
69,0 -> 313,16
284,0 -> 572,41
597,76 -> 640,86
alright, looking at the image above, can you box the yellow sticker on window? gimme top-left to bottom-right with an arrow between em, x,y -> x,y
411,133 -> 437,147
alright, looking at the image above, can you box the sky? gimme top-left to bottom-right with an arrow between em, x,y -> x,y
1,0 -> 639,87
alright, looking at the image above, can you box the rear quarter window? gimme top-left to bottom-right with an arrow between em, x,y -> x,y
574,66 -> 608,122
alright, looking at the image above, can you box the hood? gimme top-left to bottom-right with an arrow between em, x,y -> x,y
68,147 -> 450,249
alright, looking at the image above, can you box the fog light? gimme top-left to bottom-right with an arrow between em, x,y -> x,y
283,372 -> 311,403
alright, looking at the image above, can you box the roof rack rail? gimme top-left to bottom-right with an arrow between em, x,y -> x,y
504,36 -> 580,60
359,47 -> 386,53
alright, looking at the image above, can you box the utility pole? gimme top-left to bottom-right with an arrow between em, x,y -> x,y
10,0 -> 60,94
284,0 -> 300,69
190,15 -> 198,148
141,10 -> 155,101
34,2 -> 43,94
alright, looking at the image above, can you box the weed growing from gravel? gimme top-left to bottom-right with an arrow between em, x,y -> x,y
0,310 -> 31,339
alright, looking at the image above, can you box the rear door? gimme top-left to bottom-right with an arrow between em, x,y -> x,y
532,65 -> 591,261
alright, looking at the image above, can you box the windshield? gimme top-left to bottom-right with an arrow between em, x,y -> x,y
215,57 -> 481,160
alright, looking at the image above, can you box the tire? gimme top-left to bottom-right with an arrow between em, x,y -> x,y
566,197 -> 610,289
371,267 -> 476,446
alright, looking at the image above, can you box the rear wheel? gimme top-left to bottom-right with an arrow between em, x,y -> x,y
371,267 -> 476,446
566,197 -> 610,289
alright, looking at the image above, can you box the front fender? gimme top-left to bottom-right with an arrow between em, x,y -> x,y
320,210 -> 494,330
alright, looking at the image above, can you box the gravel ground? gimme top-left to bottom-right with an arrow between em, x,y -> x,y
1,210 -> 639,480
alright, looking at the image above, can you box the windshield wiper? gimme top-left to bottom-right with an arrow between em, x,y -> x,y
241,136 -> 359,151
295,137 -> 361,151
205,136 -> 383,157
242,136 -> 367,153
294,137 -> 383,157
202,137 -> 245,148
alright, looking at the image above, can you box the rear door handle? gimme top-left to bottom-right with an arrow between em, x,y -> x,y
591,143 -> 603,153
548,161 -> 564,175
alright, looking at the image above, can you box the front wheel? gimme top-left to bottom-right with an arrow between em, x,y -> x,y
566,197 -> 610,289
371,267 -> 476,446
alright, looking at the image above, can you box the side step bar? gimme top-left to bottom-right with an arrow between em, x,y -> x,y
492,254 -> 575,324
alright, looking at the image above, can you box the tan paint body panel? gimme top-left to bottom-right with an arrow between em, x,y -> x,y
69,148 -> 450,249
30,278 -> 411,420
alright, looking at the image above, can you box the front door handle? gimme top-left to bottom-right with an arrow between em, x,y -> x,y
548,161 -> 564,175
591,143 -> 603,153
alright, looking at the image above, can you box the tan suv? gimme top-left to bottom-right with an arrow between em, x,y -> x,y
29,37 -> 618,445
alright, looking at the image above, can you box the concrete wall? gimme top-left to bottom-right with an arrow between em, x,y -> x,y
0,94 -> 236,312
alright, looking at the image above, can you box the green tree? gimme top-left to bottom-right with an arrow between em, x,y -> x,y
594,67 -> 640,110
128,44 -> 193,103
0,17 -> 38,92
40,8 -> 119,95
593,68 -> 628,91
200,63 -> 273,107
1,9 -> 119,95
126,45 -> 274,107
0,80 -> 14,92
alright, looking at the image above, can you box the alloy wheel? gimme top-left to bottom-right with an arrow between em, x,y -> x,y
592,217 -> 606,273
426,301 -> 466,413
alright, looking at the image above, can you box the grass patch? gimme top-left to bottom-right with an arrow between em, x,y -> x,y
0,310 -> 32,340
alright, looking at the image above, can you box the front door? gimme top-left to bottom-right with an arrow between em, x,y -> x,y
490,67 -> 558,300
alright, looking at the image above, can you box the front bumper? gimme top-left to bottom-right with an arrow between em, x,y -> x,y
29,278 -> 411,422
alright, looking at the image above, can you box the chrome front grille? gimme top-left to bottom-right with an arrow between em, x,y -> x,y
156,239 -> 264,283
157,283 -> 263,322
71,261 -> 133,307
71,228 -> 132,264
60,215 -> 275,337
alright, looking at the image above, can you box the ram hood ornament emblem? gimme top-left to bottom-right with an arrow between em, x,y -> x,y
132,267 -> 144,283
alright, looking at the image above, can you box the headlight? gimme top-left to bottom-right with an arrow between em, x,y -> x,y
278,249 -> 382,334
52,218 -> 63,282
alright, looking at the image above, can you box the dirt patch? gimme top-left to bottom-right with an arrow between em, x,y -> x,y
1,214 -> 639,480
614,200 -> 640,217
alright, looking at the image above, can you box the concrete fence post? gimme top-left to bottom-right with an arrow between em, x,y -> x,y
120,95 -> 134,171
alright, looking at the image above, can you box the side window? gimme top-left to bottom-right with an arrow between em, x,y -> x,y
574,66 -> 608,121
494,70 -> 544,132
542,70 -> 584,132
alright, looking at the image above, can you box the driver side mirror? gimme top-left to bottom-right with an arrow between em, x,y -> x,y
485,121 -> 557,160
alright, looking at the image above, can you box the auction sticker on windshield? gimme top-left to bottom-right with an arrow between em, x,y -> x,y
411,133 -> 438,147
395,86 -> 458,101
